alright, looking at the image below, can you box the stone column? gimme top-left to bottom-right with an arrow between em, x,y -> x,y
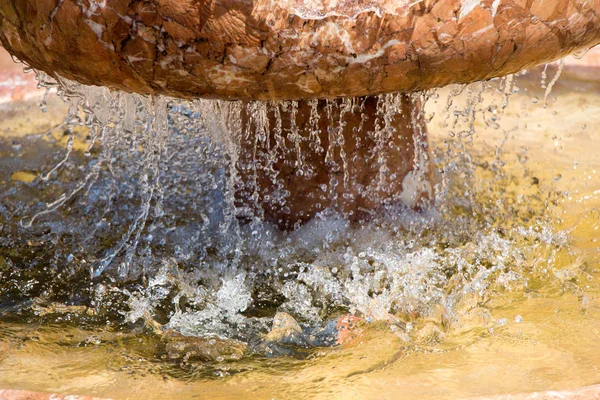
236,95 -> 432,229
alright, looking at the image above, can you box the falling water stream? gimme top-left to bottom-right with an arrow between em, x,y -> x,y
0,59 -> 599,399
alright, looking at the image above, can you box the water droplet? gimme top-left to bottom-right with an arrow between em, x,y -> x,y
514,315 -> 523,323
572,48 -> 590,59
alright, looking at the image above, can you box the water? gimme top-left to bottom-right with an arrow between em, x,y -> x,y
1,61 -> 600,399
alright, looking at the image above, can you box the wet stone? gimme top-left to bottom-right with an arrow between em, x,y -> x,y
413,321 -> 445,344
334,315 -> 365,345
261,312 -> 365,356
264,312 -> 310,347
306,318 -> 339,347
162,331 -> 247,363
1,0 -> 598,100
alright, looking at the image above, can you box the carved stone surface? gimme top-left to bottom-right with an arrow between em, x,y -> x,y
1,0 -> 599,100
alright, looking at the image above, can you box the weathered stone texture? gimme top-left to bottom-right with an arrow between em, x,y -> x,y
0,0 -> 598,100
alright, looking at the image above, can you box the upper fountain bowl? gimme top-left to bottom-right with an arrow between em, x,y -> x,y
1,0 -> 599,101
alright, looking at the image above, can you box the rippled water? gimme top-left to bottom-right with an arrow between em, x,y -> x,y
0,63 -> 599,399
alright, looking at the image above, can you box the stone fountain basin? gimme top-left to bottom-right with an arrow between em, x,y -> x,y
1,0 -> 599,100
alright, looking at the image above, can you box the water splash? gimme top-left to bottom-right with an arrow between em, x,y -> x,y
543,59 -> 565,108
0,62 -> 580,362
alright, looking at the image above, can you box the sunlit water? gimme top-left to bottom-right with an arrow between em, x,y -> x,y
0,62 -> 599,399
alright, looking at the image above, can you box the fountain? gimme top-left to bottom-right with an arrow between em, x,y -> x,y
2,0 -> 599,227
1,0 -> 600,399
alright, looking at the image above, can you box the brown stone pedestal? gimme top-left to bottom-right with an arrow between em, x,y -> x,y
236,95 -> 432,229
